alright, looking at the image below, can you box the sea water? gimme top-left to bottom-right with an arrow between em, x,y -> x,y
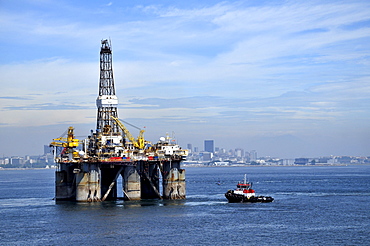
0,165 -> 369,245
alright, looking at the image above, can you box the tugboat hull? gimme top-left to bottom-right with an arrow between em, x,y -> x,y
225,190 -> 274,203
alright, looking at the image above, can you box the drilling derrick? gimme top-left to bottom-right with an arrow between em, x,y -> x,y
96,39 -> 119,133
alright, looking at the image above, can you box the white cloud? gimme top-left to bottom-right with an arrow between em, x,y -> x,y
0,0 -> 370,157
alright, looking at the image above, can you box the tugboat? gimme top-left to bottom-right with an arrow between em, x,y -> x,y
225,174 -> 274,203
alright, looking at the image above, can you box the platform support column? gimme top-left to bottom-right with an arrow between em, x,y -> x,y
76,164 -> 101,202
123,166 -> 141,200
162,160 -> 186,199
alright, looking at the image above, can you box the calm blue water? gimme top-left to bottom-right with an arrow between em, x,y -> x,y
0,165 -> 369,245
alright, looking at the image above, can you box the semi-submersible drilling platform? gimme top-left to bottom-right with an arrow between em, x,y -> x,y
50,40 -> 187,202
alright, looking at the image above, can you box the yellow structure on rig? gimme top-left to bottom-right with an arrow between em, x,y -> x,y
50,127 -> 79,148
111,116 -> 146,149
50,126 -> 80,158
49,127 -> 81,160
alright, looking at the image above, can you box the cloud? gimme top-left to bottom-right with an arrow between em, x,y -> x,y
127,96 -> 222,108
0,96 -> 31,100
0,0 -> 369,157
4,103 -> 92,111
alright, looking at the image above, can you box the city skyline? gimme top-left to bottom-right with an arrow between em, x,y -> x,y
1,140 -> 369,161
2,147 -> 369,167
1,1 -> 370,158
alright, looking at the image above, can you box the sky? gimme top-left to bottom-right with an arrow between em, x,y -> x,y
0,0 -> 369,158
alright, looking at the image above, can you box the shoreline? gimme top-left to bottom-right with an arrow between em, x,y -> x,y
0,167 -> 56,171
1,163 -> 369,170
183,163 -> 368,167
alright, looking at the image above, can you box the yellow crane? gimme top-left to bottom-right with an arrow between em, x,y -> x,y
111,116 -> 146,149
50,126 -> 80,148
50,127 -> 81,160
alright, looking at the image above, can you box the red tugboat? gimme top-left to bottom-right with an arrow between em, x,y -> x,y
225,174 -> 274,203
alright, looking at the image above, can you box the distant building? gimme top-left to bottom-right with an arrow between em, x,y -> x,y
194,147 -> 199,153
318,157 -> 330,163
250,150 -> 257,161
294,158 -> 309,165
283,159 -> 295,165
235,148 -> 244,158
187,144 -> 192,153
202,152 -> 213,161
10,156 -> 24,165
204,140 -> 214,153
337,156 -> 352,164
0,157 -> 10,165
219,148 -> 227,154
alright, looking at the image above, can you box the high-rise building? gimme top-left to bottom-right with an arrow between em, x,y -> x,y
250,150 -> 257,161
235,148 -> 244,158
204,140 -> 214,153
187,144 -> 192,153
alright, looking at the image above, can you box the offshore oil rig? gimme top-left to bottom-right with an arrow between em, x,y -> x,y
50,39 -> 187,202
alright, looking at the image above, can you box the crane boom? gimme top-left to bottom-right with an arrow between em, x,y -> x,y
111,116 -> 145,149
